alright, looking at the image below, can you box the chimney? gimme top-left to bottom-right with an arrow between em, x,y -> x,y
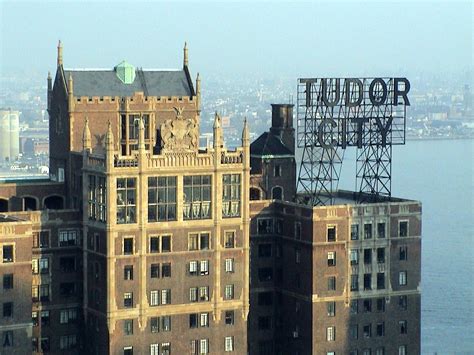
270,104 -> 295,153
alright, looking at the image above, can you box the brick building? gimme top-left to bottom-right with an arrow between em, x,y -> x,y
0,42 -> 420,355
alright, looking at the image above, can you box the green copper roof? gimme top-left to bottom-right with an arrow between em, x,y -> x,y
115,60 -> 136,84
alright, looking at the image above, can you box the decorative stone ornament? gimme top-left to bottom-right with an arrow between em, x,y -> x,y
160,107 -> 198,152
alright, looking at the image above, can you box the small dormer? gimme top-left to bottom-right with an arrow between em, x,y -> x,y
114,61 -> 136,84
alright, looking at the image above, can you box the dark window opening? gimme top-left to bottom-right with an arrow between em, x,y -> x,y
271,186 -> 283,200
23,197 -> 37,211
44,195 -> 64,210
0,199 -> 8,212
250,188 -> 261,200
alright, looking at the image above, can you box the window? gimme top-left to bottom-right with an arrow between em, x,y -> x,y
363,324 -> 372,338
399,295 -> 408,310
376,322 -> 385,337
326,326 -> 335,341
200,233 -> 210,250
274,164 -> 281,177
88,175 -> 107,222
294,222 -> 301,239
123,346 -> 133,355
199,286 -> 209,301
222,174 -> 241,218
150,237 -> 159,253
2,331 -> 13,348
377,273 -> 385,289
38,231 -> 50,248
258,268 -> 273,282
124,292 -> 133,308
258,316 -> 271,330
150,263 -> 160,278
161,316 -> 171,331
399,220 -> 408,237
350,300 -> 358,314
377,222 -> 385,238
162,263 -> 171,278
2,245 -> 13,263
3,274 -> 13,290
376,297 -> 386,312
189,287 -> 198,302
377,248 -> 385,263
351,224 -> 359,240
32,286 -> 39,302
400,246 -> 408,260
161,343 -> 171,355
59,335 -> 77,350
375,348 -> 385,355
295,248 -> 301,264
117,178 -> 136,224
350,274 -> 359,291
123,237 -> 134,255
327,252 -> 336,266
257,218 -> 273,234
189,261 -> 198,276
124,265 -> 133,280
40,284 -> 50,302
151,317 -> 159,333
363,350 -> 372,355
200,313 -> 209,327
327,226 -> 336,242
225,310 -> 234,325
350,249 -> 359,265
59,257 -> 76,272
363,299 -> 372,312
364,274 -> 372,290
40,310 -> 50,325
124,319 -> 133,335
60,308 -> 78,324
225,258 -> 234,273
40,337 -> 50,352
364,249 -> 372,264
225,336 -> 234,352
328,276 -> 336,291
3,302 -> 12,317
271,186 -> 283,200
59,282 -> 76,296
399,271 -> 407,286
161,289 -> 171,305
200,339 -> 209,354
258,244 -> 272,257
398,345 -> 407,355
161,235 -> 171,252
399,320 -> 407,334
224,231 -> 235,248
200,260 -> 209,275
59,230 -> 79,246
258,292 -> 273,306
350,324 -> 358,339
364,223 -> 372,239
150,344 -> 159,355
224,284 -> 234,300
148,176 -> 177,222
150,290 -> 160,306
32,311 -> 39,326
39,258 -> 49,274
327,302 -> 335,317
183,175 -> 211,220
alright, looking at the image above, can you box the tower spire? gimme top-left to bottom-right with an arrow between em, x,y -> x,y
213,112 -> 223,149
83,117 -> 92,151
196,72 -> 201,109
183,42 -> 189,68
57,40 -> 63,67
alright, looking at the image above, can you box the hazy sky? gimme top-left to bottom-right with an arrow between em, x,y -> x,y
0,0 -> 472,80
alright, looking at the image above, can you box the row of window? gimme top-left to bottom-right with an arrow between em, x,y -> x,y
122,337 -> 235,355
31,282 -> 79,302
350,272 -> 386,291
256,219 -> 410,240
121,231 -> 238,255
115,174 -> 241,224
31,308 -> 78,326
31,256 -> 77,274
329,346 -> 408,355
31,230 -> 80,249
2,333 -> 78,351
349,296 -> 408,314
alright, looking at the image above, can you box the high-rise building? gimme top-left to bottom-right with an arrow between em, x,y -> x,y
0,42 -> 420,355
0,109 -> 20,162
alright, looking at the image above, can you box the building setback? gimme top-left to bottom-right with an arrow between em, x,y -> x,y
0,42 -> 420,355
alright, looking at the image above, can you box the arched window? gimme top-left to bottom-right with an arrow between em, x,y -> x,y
250,188 -> 261,201
272,186 -> 283,200
23,197 -> 38,211
0,198 -> 8,212
44,195 -> 64,210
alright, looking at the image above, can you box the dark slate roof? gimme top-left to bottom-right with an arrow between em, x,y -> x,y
64,69 -> 193,97
250,132 -> 293,156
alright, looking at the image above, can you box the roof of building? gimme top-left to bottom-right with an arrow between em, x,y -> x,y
250,132 -> 293,157
64,68 -> 193,97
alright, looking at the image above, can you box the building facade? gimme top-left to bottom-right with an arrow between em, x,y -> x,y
0,42 -> 420,355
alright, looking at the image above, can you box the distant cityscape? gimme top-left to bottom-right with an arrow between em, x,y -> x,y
0,70 -> 472,177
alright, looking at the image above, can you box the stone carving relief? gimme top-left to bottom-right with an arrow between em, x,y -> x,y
160,107 -> 198,152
